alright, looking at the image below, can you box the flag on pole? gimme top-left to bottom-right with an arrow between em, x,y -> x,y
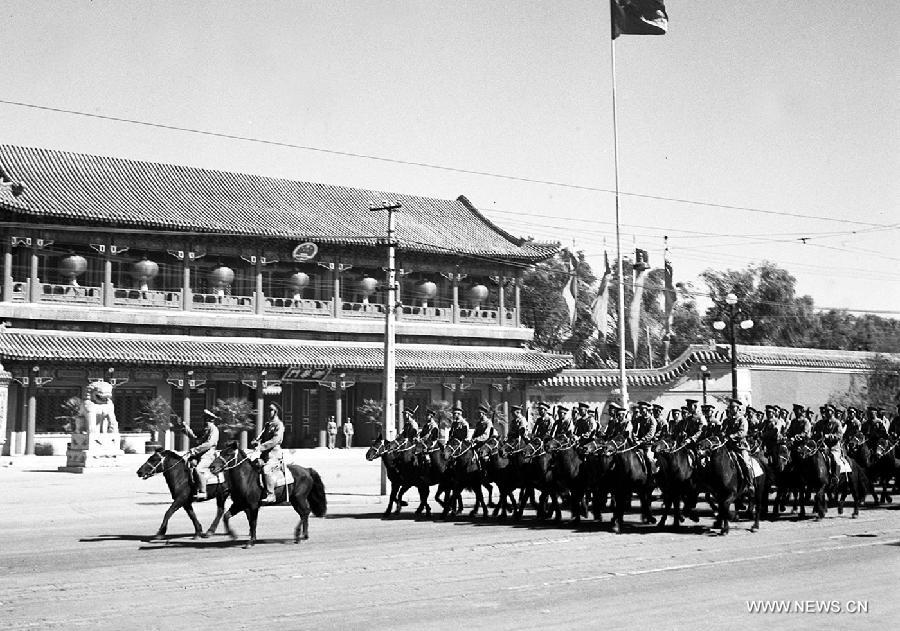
591,251 -> 612,342
611,0 -> 668,39
629,266 -> 652,364
663,257 -> 677,335
563,254 -> 578,329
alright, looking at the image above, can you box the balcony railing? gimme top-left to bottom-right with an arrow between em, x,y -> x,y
1,282 -> 521,327
265,296 -> 332,316
192,292 -> 255,312
40,283 -> 102,305
114,288 -> 182,309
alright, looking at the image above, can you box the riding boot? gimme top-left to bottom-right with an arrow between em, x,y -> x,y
263,474 -> 277,503
195,475 -> 207,500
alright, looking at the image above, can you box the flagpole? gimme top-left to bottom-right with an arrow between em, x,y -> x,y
610,36 -> 629,408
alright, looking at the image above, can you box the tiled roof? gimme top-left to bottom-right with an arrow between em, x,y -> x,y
535,344 -> 897,389
0,328 -> 571,375
0,145 -> 557,261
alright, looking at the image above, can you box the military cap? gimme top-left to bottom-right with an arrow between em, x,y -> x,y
726,397 -> 742,406
745,406 -> 756,414
792,403 -> 805,412
764,404 -> 777,411
403,407 -> 416,418
577,402 -> 591,410
425,409 -> 437,418
652,403 -> 664,411
537,401 -> 551,410
637,401 -> 651,408
701,404 -> 715,411
685,399 -> 698,406
607,402 -> 623,413
510,405 -> 523,413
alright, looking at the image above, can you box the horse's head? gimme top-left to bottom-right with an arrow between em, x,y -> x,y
209,441 -> 241,475
365,439 -> 386,461
475,437 -> 498,460
137,448 -> 165,479
652,437 -> 674,454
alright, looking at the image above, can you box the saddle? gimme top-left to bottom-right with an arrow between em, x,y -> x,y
259,459 -> 295,504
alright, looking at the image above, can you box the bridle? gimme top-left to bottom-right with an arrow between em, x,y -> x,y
211,449 -> 250,472
139,452 -> 186,479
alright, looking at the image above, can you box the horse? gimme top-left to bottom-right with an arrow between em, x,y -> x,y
867,437 -> 900,504
475,437 -> 520,519
515,437 -> 561,521
694,435 -> 764,534
652,437 -> 699,530
547,436 -> 589,522
790,438 -> 830,520
209,443 -> 326,547
601,435 -> 656,534
365,438 -> 415,516
439,439 -> 488,518
137,449 -> 228,540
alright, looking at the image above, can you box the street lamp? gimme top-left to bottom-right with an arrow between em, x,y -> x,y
699,364 -> 711,406
713,292 -> 754,399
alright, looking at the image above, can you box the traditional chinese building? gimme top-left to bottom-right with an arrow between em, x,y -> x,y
0,145 -> 570,455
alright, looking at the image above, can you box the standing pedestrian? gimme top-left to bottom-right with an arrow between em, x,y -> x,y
326,416 -> 337,449
342,419 -> 354,448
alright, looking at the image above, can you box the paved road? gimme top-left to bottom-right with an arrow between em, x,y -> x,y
1,455 -> 897,630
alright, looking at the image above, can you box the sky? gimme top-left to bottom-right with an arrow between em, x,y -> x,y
1,1 -> 898,315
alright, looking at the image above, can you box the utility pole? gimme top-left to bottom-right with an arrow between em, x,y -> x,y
370,200 -> 402,441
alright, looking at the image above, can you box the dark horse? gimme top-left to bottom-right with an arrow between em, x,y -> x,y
209,443 -> 327,547
653,437 -> 699,530
695,435 -> 765,534
602,435 -> 656,534
365,439 -> 413,516
137,449 -> 228,540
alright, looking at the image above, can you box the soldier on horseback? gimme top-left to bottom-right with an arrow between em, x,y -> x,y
531,401 -> 554,439
507,405 -> 529,443
722,398 -> 756,495
472,404 -> 496,445
249,402 -> 285,503
551,405 -> 575,438
631,401 -> 658,473
651,404 -> 666,436
177,409 -> 220,500
813,403 -> 851,485
673,399 -> 705,445
400,408 -> 420,444
604,402 -> 631,439
449,402 -> 470,442
787,403 -> 812,442
573,402 -> 597,439
419,408 -> 440,445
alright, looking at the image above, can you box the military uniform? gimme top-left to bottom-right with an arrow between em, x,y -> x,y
419,411 -> 440,444
472,405 -> 496,444
251,406 -> 285,502
722,398 -> 755,491
449,404 -> 470,442
400,410 -> 420,443
814,405 -> 850,479
786,404 -> 812,442
551,406 -> 575,438
508,406 -> 530,442
182,409 -> 220,498
673,399 -> 705,444
632,402 -> 658,472
531,403 -> 554,439
604,402 -> 631,439
573,403 -> 597,438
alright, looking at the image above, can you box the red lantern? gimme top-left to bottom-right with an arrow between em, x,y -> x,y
131,258 -> 159,291
468,284 -> 488,308
59,254 -> 87,286
359,276 -> 379,303
209,265 -> 235,289
416,280 -> 437,306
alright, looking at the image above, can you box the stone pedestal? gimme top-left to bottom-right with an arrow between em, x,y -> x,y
58,432 -> 125,473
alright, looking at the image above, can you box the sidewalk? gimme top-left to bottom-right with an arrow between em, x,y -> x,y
1,447 -> 385,502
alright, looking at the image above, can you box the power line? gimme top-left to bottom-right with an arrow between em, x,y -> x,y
1,98 -> 895,230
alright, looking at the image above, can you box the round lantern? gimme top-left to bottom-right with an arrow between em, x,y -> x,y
131,258 -> 159,291
209,265 -> 235,289
359,276 -> 379,303
59,254 -> 87,286
415,280 -> 437,306
288,272 -> 310,299
468,284 -> 489,308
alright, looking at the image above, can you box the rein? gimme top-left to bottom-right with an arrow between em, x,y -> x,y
214,450 -> 251,472
141,452 -> 187,478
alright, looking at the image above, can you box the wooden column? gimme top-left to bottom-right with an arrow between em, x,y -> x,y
514,274 -> 522,327
28,246 -> 40,303
0,366 -> 10,455
103,254 -> 113,306
497,275 -> 505,326
180,378 -> 191,451
255,372 -> 266,437
182,254 -> 192,311
254,260 -> 264,315
24,381 -> 36,456
2,239 -> 13,302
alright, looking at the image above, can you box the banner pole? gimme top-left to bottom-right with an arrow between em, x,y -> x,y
611,37 -> 629,409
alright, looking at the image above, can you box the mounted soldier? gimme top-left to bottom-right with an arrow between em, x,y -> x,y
722,397 -> 756,495
701,404 -> 719,434
551,405 -> 575,438
177,408 -> 220,500
573,402 -> 597,439
400,408 -> 420,444
673,398 -> 705,445
786,403 -> 812,444
449,402 -> 470,442
813,403 -> 851,485
472,404 -> 496,445
664,407 -> 682,438
507,405 -> 530,443
419,408 -> 440,445
249,401 -> 285,504
604,402 -> 630,439
631,401 -> 658,473
531,401 -> 554,439
651,403 -> 666,436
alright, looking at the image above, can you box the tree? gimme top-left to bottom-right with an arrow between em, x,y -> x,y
210,397 -> 255,438
56,396 -> 84,433
355,399 -> 385,435
829,355 -> 900,410
134,396 -> 181,449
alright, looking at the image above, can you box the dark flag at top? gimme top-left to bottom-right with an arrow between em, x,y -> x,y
611,0 -> 668,39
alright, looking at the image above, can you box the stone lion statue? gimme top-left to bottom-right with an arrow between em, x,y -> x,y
79,381 -> 118,436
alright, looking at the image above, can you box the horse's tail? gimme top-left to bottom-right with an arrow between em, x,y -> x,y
308,468 -> 327,517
